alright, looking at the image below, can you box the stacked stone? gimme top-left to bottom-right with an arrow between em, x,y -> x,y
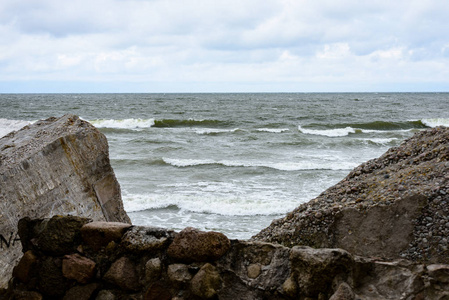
7,215 -> 230,300
4,215 -> 449,300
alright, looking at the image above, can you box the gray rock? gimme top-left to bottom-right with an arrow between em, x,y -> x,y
329,282 -> 355,300
290,246 -> 354,298
145,258 -> 162,283
190,263 -> 222,299
0,114 -> 130,288
167,263 -> 192,283
121,226 -> 175,253
81,221 -> 132,251
95,290 -> 116,300
104,257 -> 140,291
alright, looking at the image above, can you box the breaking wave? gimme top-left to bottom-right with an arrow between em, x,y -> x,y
0,119 -> 33,138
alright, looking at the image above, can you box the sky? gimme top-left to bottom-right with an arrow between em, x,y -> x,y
0,0 -> 448,93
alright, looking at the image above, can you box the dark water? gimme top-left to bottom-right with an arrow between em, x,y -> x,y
1,93 -> 448,238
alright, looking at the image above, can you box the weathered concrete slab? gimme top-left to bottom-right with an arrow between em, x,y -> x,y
0,114 -> 130,288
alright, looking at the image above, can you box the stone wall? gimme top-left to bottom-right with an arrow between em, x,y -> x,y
3,216 -> 449,300
0,115 -> 130,288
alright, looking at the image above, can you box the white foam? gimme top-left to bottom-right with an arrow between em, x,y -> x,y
422,118 -> 449,127
163,158 -> 216,167
194,128 -> 240,134
89,118 -> 155,129
123,192 -> 299,216
364,138 -> 398,145
256,128 -> 289,133
298,125 -> 355,137
0,119 -> 32,138
163,157 -> 357,171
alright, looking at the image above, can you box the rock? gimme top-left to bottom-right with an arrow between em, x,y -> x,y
329,282 -> 355,300
81,221 -> 132,251
331,194 -> 427,259
12,250 -> 37,283
190,263 -> 222,299
62,253 -> 96,284
63,283 -> 99,300
289,246 -> 354,298
282,276 -> 298,298
95,290 -> 116,300
145,258 -> 162,283
120,226 -> 175,253
167,227 -> 230,263
12,290 -> 43,300
247,263 -> 261,279
144,282 -> 172,300
0,114 -> 130,288
427,264 -> 449,283
216,240 -> 291,296
8,215 -> 449,300
18,215 -> 90,255
353,259 -> 426,299
38,257 -> 69,298
167,263 -> 192,284
254,127 -> 449,263
104,257 -> 140,291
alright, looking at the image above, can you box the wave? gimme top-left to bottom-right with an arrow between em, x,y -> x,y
153,118 -> 231,128
122,193 -> 299,216
194,128 -> 241,135
89,118 -> 155,130
162,157 -> 356,171
421,118 -> 449,127
298,119 -> 438,137
298,126 -> 356,137
88,118 -> 232,131
0,119 -> 33,138
256,128 -> 289,133
362,138 -> 399,145
343,120 -> 428,131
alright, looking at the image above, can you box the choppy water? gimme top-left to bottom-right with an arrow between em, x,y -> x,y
1,93 -> 448,238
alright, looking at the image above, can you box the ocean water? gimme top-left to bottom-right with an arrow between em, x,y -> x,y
1,93 -> 449,239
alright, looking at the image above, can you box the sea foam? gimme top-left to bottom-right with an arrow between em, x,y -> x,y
298,126 -> 356,137
122,192 -> 300,216
0,119 -> 32,138
162,157 -> 357,171
422,118 -> 449,127
89,118 -> 155,129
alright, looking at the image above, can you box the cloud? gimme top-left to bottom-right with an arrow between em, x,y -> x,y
0,0 -> 448,92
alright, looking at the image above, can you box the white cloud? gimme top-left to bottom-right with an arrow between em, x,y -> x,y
0,0 -> 448,91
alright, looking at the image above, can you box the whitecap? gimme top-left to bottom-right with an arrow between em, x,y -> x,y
163,157 -> 356,171
89,118 -> 155,129
0,119 -> 33,138
363,138 -> 398,145
298,125 -> 355,137
256,128 -> 289,133
194,128 -> 240,134
122,192 -> 299,216
163,158 -> 216,167
422,118 -> 449,127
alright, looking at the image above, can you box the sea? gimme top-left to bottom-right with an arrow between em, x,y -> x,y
1,93 -> 448,239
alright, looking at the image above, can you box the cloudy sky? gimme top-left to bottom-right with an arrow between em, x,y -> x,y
1,0 -> 448,92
